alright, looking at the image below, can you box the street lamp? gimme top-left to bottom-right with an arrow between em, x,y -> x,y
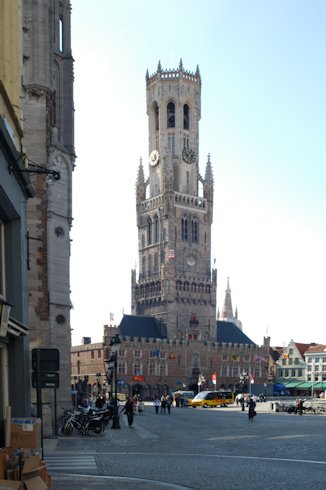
0,295 -> 12,337
105,334 -> 121,429
9,158 -> 61,184
95,372 -> 101,395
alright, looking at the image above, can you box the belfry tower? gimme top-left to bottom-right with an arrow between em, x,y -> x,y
131,60 -> 217,341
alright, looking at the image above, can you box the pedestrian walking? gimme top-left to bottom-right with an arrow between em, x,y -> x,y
240,396 -> 245,412
166,396 -> 172,414
153,397 -> 161,414
248,397 -> 256,421
295,398 -> 304,415
121,396 -> 135,426
138,399 -> 145,415
161,395 -> 167,414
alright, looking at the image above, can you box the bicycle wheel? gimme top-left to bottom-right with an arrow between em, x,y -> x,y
59,422 -> 73,436
86,421 -> 104,435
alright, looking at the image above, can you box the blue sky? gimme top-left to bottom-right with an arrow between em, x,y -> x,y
70,1 -> 326,348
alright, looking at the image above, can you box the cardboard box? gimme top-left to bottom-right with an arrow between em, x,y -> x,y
24,476 -> 48,490
0,449 -> 6,479
9,419 -> 41,449
0,480 -> 23,490
22,456 -> 42,475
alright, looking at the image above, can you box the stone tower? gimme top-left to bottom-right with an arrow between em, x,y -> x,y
21,1 -> 74,413
131,61 -> 217,341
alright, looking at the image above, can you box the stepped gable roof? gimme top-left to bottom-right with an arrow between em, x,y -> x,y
216,320 -> 255,345
119,314 -> 167,339
294,342 -> 315,356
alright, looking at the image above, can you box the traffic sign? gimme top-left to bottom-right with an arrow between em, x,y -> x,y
32,348 -> 60,372
32,371 -> 59,389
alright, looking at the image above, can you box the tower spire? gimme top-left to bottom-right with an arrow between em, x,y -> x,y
221,277 -> 233,320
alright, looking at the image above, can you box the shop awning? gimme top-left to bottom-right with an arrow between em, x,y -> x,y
295,382 -> 313,389
8,317 -> 29,337
284,382 -> 303,388
312,382 -> 326,390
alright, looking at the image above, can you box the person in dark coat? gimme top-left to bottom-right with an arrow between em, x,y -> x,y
248,397 -> 256,421
121,397 -> 135,426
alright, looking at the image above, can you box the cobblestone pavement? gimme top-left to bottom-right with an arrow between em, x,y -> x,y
45,401 -> 324,489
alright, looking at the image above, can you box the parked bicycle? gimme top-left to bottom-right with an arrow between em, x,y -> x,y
59,408 -> 105,436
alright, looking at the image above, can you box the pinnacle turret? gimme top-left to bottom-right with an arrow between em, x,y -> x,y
136,157 -> 145,186
205,153 -> 214,183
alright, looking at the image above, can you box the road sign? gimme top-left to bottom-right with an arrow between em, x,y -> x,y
32,348 -> 60,372
32,371 -> 59,389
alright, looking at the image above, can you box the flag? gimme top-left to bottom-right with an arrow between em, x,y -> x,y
168,249 -> 175,259
153,349 -> 160,357
109,312 -> 114,322
168,353 -> 176,359
212,373 -> 216,385
253,354 -> 266,363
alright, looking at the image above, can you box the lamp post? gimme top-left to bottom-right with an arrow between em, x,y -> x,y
105,334 -> 121,429
95,372 -> 101,396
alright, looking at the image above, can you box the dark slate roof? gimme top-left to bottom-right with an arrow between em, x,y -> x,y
216,320 -> 255,345
270,347 -> 281,362
119,314 -> 167,339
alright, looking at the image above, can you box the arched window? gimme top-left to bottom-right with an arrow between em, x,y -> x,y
193,353 -> 200,368
182,217 -> 188,241
148,255 -> 152,276
154,253 -> 159,273
149,361 -> 156,376
159,362 -> 167,376
133,360 -> 142,376
154,215 -> 159,243
192,219 -> 199,243
142,256 -> 146,276
59,18 -> 64,52
154,102 -> 159,131
168,133 -> 176,155
167,102 -> 175,128
147,217 -> 152,245
183,104 -> 189,130
118,360 -> 127,375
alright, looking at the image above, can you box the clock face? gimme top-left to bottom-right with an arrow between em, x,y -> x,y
186,256 -> 196,266
182,148 -> 196,164
149,149 -> 160,166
